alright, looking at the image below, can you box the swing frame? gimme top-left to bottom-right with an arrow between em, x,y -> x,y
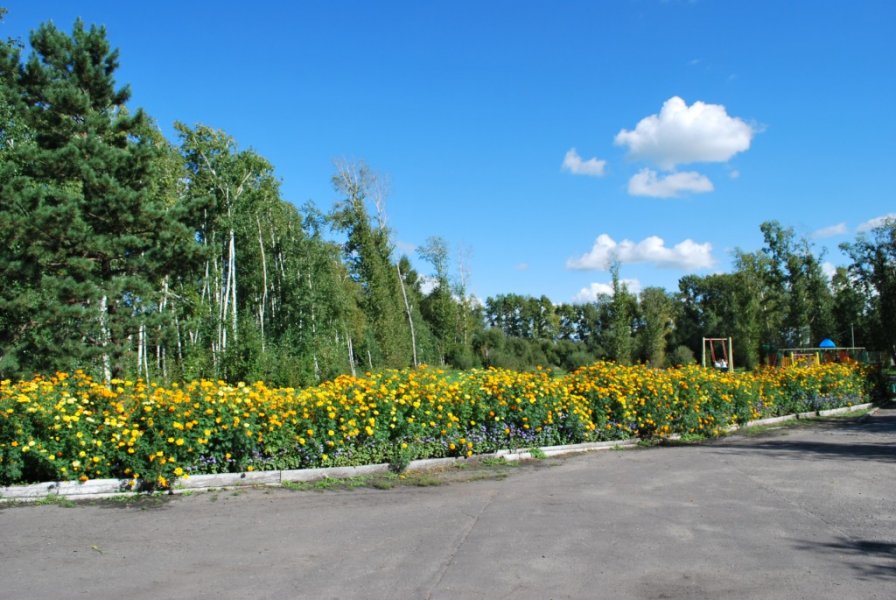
701,337 -> 734,371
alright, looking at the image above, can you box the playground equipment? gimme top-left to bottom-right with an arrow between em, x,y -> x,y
775,345 -> 875,367
702,337 -> 733,371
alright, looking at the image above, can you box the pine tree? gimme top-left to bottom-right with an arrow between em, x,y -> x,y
0,20 -> 196,380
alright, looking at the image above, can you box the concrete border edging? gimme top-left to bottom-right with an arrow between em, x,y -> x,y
0,402 -> 875,503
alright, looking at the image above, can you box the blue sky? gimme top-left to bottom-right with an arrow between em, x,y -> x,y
3,1 -> 894,303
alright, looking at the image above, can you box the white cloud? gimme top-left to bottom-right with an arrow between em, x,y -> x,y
573,279 -> 642,303
614,96 -> 755,170
821,262 -> 837,280
562,148 -> 607,177
395,240 -> 417,255
728,168 -> 740,179
811,223 -> 847,239
567,233 -> 714,271
515,262 -> 529,271
857,213 -> 896,232
418,275 -> 438,296
628,168 -> 714,198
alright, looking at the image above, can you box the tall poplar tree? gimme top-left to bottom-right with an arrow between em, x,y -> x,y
607,262 -> 634,365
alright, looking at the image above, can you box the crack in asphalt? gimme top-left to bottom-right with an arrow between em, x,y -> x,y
423,488 -> 498,599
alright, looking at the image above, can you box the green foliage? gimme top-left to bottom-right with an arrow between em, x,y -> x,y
637,287 -> 674,367
528,447 -> 547,459
0,13 -> 888,397
841,218 -> 896,363
607,262 -> 635,366
0,19 -> 198,381
668,345 -> 696,367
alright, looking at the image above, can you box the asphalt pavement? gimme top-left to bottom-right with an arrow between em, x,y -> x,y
1,408 -> 893,599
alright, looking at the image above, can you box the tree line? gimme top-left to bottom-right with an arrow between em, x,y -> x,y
1,17 -> 894,385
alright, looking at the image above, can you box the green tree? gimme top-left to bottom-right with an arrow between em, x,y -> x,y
418,236 -> 457,365
841,218 -> 896,362
830,266 -> 868,348
0,20 -> 195,380
330,161 -> 411,369
759,221 -> 833,347
637,287 -> 674,367
730,251 -> 766,368
606,262 -> 635,365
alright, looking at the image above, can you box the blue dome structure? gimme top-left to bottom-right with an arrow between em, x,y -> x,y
818,338 -> 836,348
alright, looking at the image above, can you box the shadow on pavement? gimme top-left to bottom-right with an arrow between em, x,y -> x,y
793,538 -> 896,581
710,439 -> 896,463
710,412 -> 896,463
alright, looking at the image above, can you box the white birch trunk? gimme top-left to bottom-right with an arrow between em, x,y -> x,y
257,216 -> 268,353
136,322 -> 143,380
229,228 -> 238,342
396,262 -> 418,367
306,272 -> 320,381
346,329 -> 356,377
99,295 -> 112,383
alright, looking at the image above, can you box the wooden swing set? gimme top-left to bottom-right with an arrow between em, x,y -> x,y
702,337 -> 733,371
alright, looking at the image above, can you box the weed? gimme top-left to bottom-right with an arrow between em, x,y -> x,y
528,447 -> 547,459
281,480 -> 313,491
480,456 -> 515,467
409,475 -> 442,487
34,495 -> 76,508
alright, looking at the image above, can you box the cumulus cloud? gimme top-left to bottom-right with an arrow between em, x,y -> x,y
821,262 -> 837,280
567,233 -> 714,271
614,96 -> 755,170
562,148 -> 607,177
811,223 -> 847,239
857,213 -> 896,232
628,168 -> 714,198
573,279 -> 642,304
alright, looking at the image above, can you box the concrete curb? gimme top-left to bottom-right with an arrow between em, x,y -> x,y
0,402 -> 874,503
724,402 -> 874,433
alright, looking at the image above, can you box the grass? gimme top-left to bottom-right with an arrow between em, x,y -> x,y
278,456 -> 534,493
528,447 -> 547,459
479,456 -> 517,467
35,494 -> 77,508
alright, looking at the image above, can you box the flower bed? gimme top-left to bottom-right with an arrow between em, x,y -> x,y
0,361 -> 868,488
